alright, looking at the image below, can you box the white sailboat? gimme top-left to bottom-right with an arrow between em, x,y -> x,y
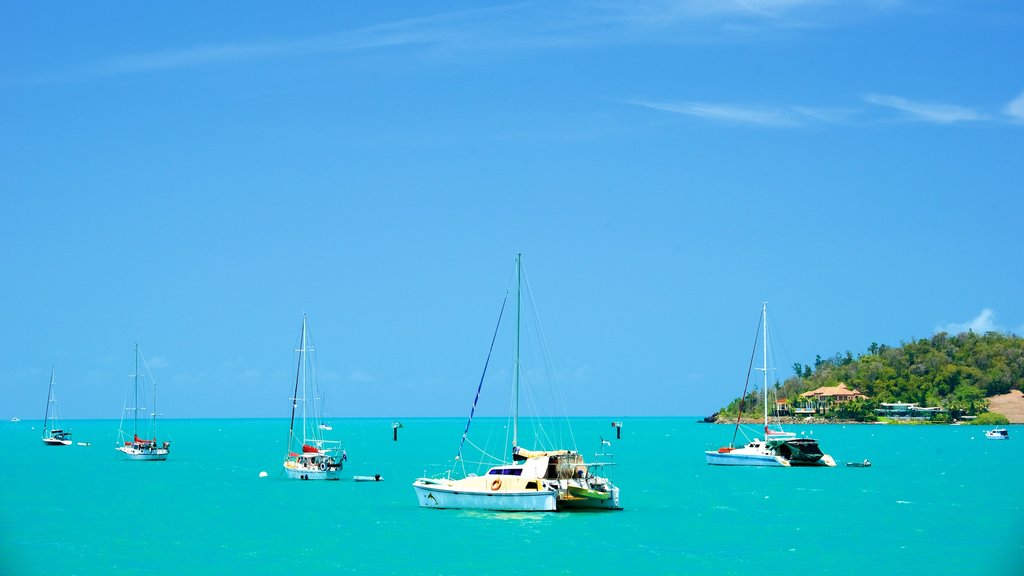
705,303 -> 836,467
116,344 -> 170,461
282,315 -> 345,480
41,367 -> 72,446
413,254 -> 622,511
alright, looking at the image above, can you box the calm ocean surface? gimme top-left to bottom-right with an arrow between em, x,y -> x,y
2,417 -> 1021,575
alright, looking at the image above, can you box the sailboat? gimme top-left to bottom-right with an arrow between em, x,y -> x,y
282,315 -> 345,480
413,254 -> 622,511
41,367 -> 72,446
705,303 -> 836,467
116,344 -> 170,461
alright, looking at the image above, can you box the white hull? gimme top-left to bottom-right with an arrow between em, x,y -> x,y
705,450 -> 786,466
42,437 -> 72,446
117,446 -> 169,461
705,450 -> 836,467
985,429 -> 1009,440
413,479 -> 557,511
283,465 -> 341,481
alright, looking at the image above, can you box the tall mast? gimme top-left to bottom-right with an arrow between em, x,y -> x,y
513,253 -> 521,448
134,343 -> 139,436
762,303 -> 769,431
151,348 -> 158,441
288,316 -> 305,446
43,367 -> 54,434
301,315 -> 308,444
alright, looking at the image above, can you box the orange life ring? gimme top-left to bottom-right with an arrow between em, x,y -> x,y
490,478 -> 502,491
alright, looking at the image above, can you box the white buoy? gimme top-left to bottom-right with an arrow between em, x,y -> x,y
259,471 -> 268,478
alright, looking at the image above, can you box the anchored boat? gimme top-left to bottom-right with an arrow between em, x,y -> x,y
413,254 -> 621,511
705,303 -> 836,468
985,428 -> 1009,440
116,344 -> 170,461
41,367 -> 72,446
281,315 -> 345,480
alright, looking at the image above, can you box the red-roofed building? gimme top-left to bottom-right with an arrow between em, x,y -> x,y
799,383 -> 868,413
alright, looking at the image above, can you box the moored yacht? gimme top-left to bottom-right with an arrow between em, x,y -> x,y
116,344 -> 170,461
413,254 -> 621,511
41,367 -> 72,446
705,303 -> 836,467
985,428 -> 1009,440
281,315 -> 345,480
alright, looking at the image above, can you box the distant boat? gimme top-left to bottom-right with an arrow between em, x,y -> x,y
845,459 -> 872,467
705,303 -> 836,467
115,344 -> 170,461
354,474 -> 383,482
282,315 -> 345,480
413,254 -> 622,511
41,367 -> 72,446
10,417 -> 20,423
985,428 -> 1009,440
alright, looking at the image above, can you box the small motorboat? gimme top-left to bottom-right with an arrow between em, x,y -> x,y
845,459 -> 872,467
985,428 -> 1009,440
354,474 -> 383,482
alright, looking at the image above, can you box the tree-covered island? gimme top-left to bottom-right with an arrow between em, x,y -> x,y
715,331 -> 1023,424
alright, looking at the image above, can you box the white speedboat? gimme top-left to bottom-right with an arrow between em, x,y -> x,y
985,428 -> 1009,440
413,254 -> 621,511
705,303 -> 836,467
116,344 -> 170,461
41,367 -> 73,446
281,315 -> 345,480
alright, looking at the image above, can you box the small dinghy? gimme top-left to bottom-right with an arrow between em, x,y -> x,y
845,459 -> 872,468
354,474 -> 384,482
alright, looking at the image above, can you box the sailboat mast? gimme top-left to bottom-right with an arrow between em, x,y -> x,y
288,317 -> 305,445
762,303 -> 769,431
134,344 -> 139,437
301,315 -> 308,444
513,252 -> 521,448
152,350 -> 158,442
43,367 -> 54,434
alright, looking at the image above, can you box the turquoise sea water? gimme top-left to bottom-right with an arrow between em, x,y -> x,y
2,418 -> 1021,575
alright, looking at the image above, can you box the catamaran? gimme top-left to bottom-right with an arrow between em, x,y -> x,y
705,303 -> 836,467
41,367 -> 72,446
282,315 -> 345,480
413,254 -> 622,511
116,344 -> 170,461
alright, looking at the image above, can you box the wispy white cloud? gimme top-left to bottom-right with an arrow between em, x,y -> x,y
863,93 -> 986,124
630,99 -> 842,127
937,308 -> 1004,335
29,2 -> 892,83
599,0 -> 839,27
1005,90 -> 1024,123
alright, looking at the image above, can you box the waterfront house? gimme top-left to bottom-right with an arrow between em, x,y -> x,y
798,383 -> 867,413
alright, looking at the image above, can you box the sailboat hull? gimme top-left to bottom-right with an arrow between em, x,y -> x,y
705,450 -> 787,466
283,465 -> 341,481
413,479 -> 557,511
117,446 -> 169,461
42,437 -> 72,446
705,450 -> 836,467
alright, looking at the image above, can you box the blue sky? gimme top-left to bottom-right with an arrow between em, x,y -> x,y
2,1 -> 1021,420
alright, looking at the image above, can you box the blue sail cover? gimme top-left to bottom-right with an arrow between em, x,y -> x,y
456,289 -> 509,462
